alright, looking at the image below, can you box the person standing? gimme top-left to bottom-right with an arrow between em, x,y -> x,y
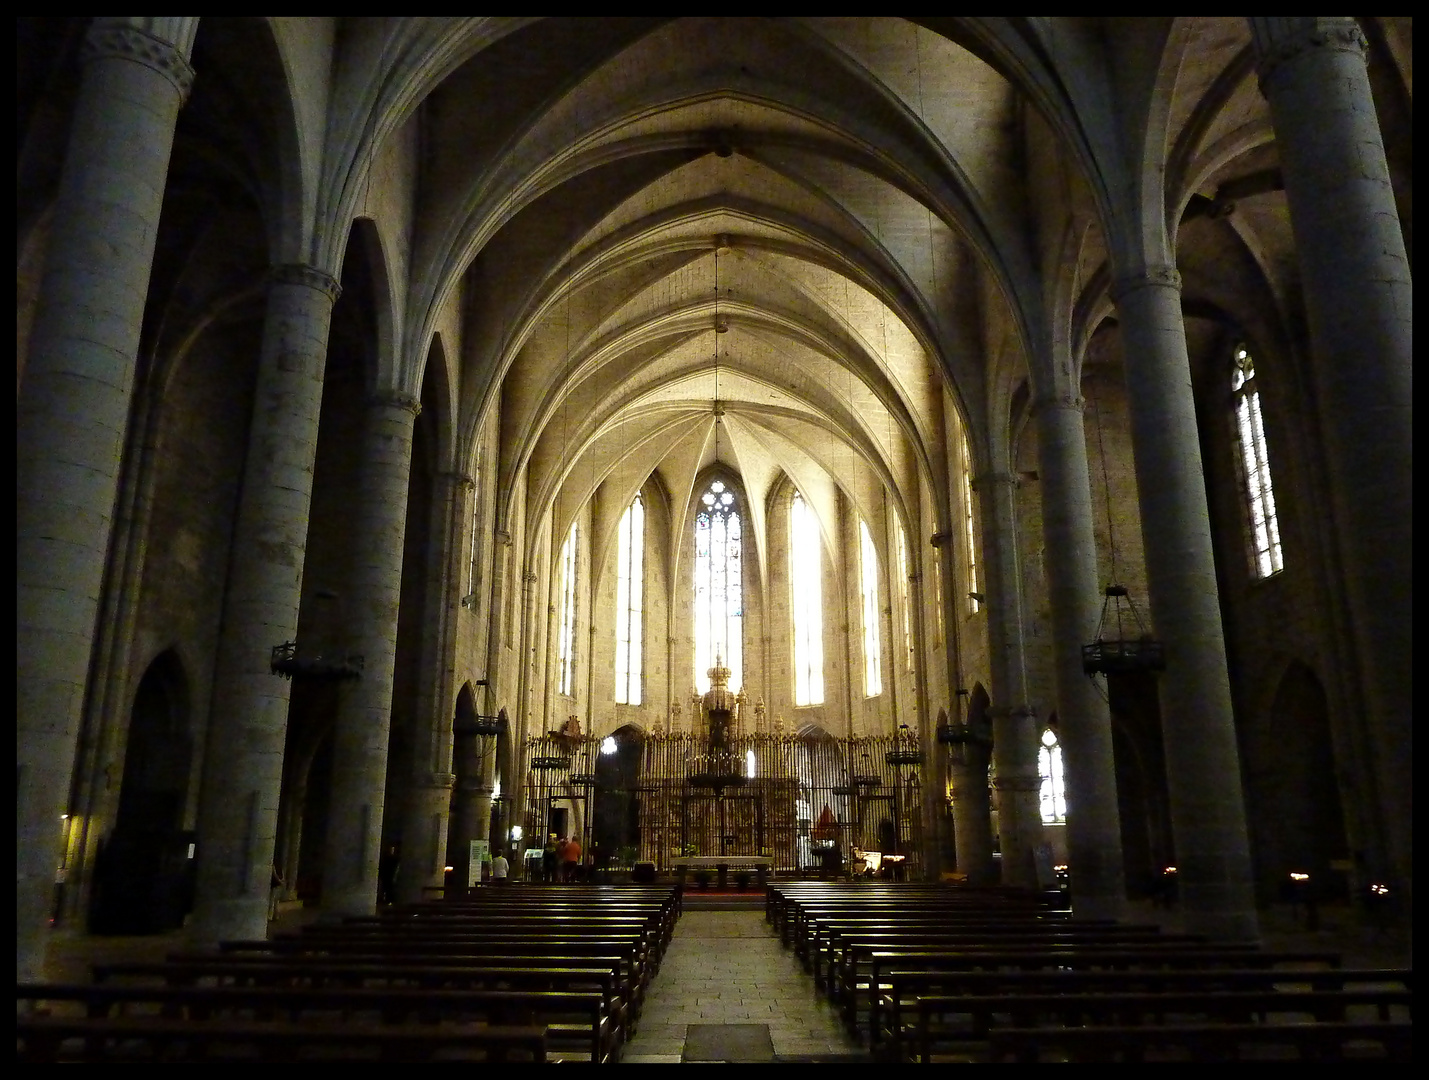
377,844 -> 400,905
542,834 -> 559,884
563,834 -> 582,883
490,849 -> 510,885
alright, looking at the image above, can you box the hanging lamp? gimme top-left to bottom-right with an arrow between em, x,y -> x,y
1081,388 -> 1164,676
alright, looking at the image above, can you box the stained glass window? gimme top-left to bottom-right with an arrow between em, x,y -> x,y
694,480 -> 742,693
615,495 -> 644,705
1232,346 -> 1284,578
791,491 -> 824,706
859,520 -> 882,697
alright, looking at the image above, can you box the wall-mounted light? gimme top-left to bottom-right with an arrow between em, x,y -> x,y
600,736 -> 618,756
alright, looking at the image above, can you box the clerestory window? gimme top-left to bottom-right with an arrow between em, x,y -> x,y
694,479 -> 742,693
614,494 -> 644,705
1231,345 -> 1284,579
557,520 -> 579,696
859,520 -> 882,697
961,435 -> 980,613
790,491 -> 824,706
896,526 -> 913,673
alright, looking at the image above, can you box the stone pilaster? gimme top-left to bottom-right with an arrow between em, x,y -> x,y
16,20 -> 196,980
319,390 -> 421,917
186,264 -> 341,946
976,471 -> 1042,890
1251,16 -> 1413,901
1112,266 -> 1257,940
932,532 -> 995,885
1035,394 -> 1127,921
395,469 -> 473,903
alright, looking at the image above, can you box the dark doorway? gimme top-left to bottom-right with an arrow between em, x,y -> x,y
90,651 -> 196,934
593,726 -> 644,867
1242,663 -> 1350,901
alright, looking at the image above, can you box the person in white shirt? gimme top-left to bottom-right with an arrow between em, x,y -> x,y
491,849 -> 510,884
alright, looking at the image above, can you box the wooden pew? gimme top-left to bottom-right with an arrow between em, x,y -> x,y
16,1013 -> 548,1062
984,1019 -> 1412,1062
853,947 -> 1342,1041
19,982 -> 616,1062
897,985 -> 1413,1062
92,958 -> 627,1037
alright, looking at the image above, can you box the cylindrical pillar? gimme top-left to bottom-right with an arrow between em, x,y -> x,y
1251,17 -> 1412,900
1113,266 -> 1258,941
187,264 -> 341,946
317,391 -> 420,917
978,471 -> 1042,890
16,20 -> 195,981
1035,394 -> 1127,921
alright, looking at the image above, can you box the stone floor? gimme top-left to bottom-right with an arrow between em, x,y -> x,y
622,909 -> 869,1063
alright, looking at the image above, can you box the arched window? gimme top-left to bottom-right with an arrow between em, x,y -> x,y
614,494 -> 644,705
790,491 -> 824,706
1232,345 -> 1284,578
557,520 -> 579,696
859,519 -> 882,697
694,479 -> 742,692
1039,728 -> 1067,824
961,435 -> 980,613
896,526 -> 913,673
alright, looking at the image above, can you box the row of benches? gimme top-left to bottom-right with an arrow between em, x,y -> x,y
17,884 -> 682,1063
766,882 -> 1413,1062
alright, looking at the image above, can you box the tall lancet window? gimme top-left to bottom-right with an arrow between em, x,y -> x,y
557,520 -> 579,696
1232,345 -> 1284,578
961,436 -> 980,613
790,491 -> 824,706
694,479 -> 742,693
615,494 -> 644,705
896,526 -> 913,673
859,520 -> 882,697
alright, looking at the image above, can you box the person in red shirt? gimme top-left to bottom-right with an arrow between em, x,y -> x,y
562,835 -> 582,883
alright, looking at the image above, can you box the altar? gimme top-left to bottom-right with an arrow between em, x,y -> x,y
671,855 -> 773,888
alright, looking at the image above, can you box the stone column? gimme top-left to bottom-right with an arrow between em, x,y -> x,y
1251,17 -> 1412,900
16,19 -> 196,980
933,533 -> 995,885
395,470 -> 470,903
186,264 -> 341,946
319,391 -> 420,917
977,471 -> 1043,891
1035,394 -> 1127,921
509,567 -> 542,867
1112,266 -> 1258,940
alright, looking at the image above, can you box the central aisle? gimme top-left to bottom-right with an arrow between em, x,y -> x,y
622,909 -> 868,1063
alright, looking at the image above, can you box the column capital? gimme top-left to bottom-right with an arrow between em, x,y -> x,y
438,470 -> 476,492
417,771 -> 457,790
929,530 -> 954,548
81,22 -> 196,101
523,570 -> 539,585
494,529 -> 513,547
1110,264 -> 1182,302
1031,393 -> 1085,415
971,471 -> 1019,493
992,775 -> 1042,792
1251,17 -> 1366,88
271,264 -> 342,304
368,389 -> 422,417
